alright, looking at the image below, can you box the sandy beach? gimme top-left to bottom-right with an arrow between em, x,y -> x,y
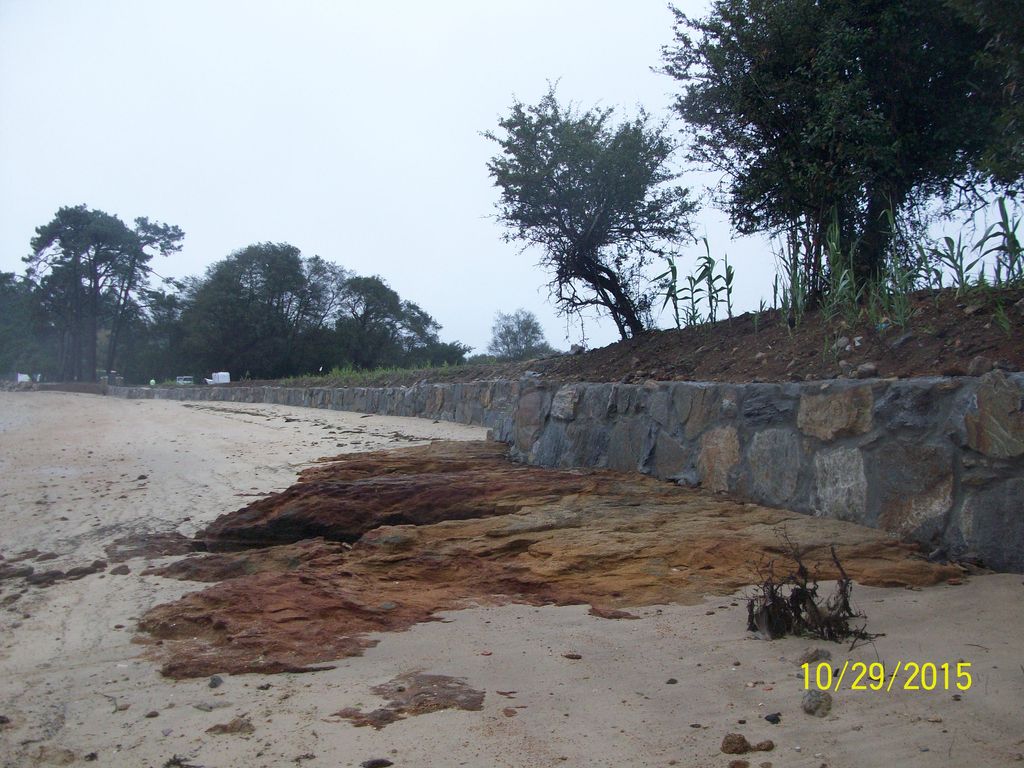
1,392 -> 1022,768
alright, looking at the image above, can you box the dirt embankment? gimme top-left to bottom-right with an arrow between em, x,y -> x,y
273,287 -> 1024,388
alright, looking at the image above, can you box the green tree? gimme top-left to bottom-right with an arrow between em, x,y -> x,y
26,205 -> 183,380
0,272 -> 48,376
487,308 -> 557,360
947,0 -> 1024,186
486,88 -> 696,339
662,0 -> 1008,287
335,276 -> 467,369
116,289 -> 189,383
180,243 -> 348,379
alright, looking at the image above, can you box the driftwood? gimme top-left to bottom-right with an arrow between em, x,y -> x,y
746,535 -> 875,644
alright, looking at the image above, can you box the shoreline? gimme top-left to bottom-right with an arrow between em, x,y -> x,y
1,392 -> 1022,767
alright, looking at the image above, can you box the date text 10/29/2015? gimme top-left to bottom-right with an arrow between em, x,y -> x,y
802,661 -> 972,693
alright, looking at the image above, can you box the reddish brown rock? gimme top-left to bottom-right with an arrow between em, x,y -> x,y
198,441 -> 595,550
138,441 -> 959,679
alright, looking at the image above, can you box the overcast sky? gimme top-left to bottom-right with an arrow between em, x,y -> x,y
1,0 -> 777,353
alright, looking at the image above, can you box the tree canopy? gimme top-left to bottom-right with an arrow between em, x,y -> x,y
486,88 -> 696,339
661,0 -> 1013,287
7,207 -> 469,383
487,308 -> 557,361
178,247 -> 467,379
25,205 -> 183,380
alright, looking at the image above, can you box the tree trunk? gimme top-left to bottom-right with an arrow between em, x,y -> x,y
856,190 -> 899,283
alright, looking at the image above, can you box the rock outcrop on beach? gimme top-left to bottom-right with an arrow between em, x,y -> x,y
139,441 -> 960,678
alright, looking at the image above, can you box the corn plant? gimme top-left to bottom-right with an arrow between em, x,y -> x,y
822,216 -> 863,327
656,238 -> 732,329
680,272 -> 705,327
753,298 -> 767,335
976,197 -> 1023,286
723,253 -> 735,320
929,234 -> 982,296
655,254 -> 682,329
773,235 -> 807,330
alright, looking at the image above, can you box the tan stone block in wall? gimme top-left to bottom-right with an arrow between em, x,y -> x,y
797,386 -> 873,441
698,426 -> 739,492
964,370 -> 1024,458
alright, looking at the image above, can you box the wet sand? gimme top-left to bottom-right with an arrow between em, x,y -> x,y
0,391 -> 1022,767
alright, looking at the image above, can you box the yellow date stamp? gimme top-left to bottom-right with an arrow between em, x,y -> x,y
802,661 -> 972,693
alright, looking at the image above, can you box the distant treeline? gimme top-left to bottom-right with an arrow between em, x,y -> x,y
1,206 -> 469,383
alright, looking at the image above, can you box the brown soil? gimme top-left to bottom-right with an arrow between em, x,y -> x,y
137,441 -> 960,679
282,287 -> 1024,386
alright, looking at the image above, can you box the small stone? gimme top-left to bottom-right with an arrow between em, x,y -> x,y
378,601 -> 397,611
84,754 -> 97,762
206,716 -> 255,735
144,710 -> 159,718
109,564 -> 130,575
838,360 -> 853,375
689,723 -> 702,728
562,653 -> 582,660
0,715 -> 10,726
855,362 -> 878,379
802,690 -> 832,717
797,647 -> 832,665
256,683 -> 271,691
665,678 -> 678,684
722,733 -> 752,754
833,336 -> 850,352
728,761 -> 750,768
502,707 -> 517,717
753,741 -> 775,752
891,331 -> 915,348
360,760 -> 394,768
967,355 -> 994,376
764,712 -> 781,724
209,675 -> 223,689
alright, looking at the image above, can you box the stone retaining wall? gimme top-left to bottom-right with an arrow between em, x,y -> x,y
109,371 -> 1024,572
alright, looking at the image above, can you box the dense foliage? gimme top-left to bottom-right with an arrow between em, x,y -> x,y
2,208 -> 468,383
662,0 -> 1017,290
487,308 -> 557,361
24,205 -> 183,380
486,88 -> 695,339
